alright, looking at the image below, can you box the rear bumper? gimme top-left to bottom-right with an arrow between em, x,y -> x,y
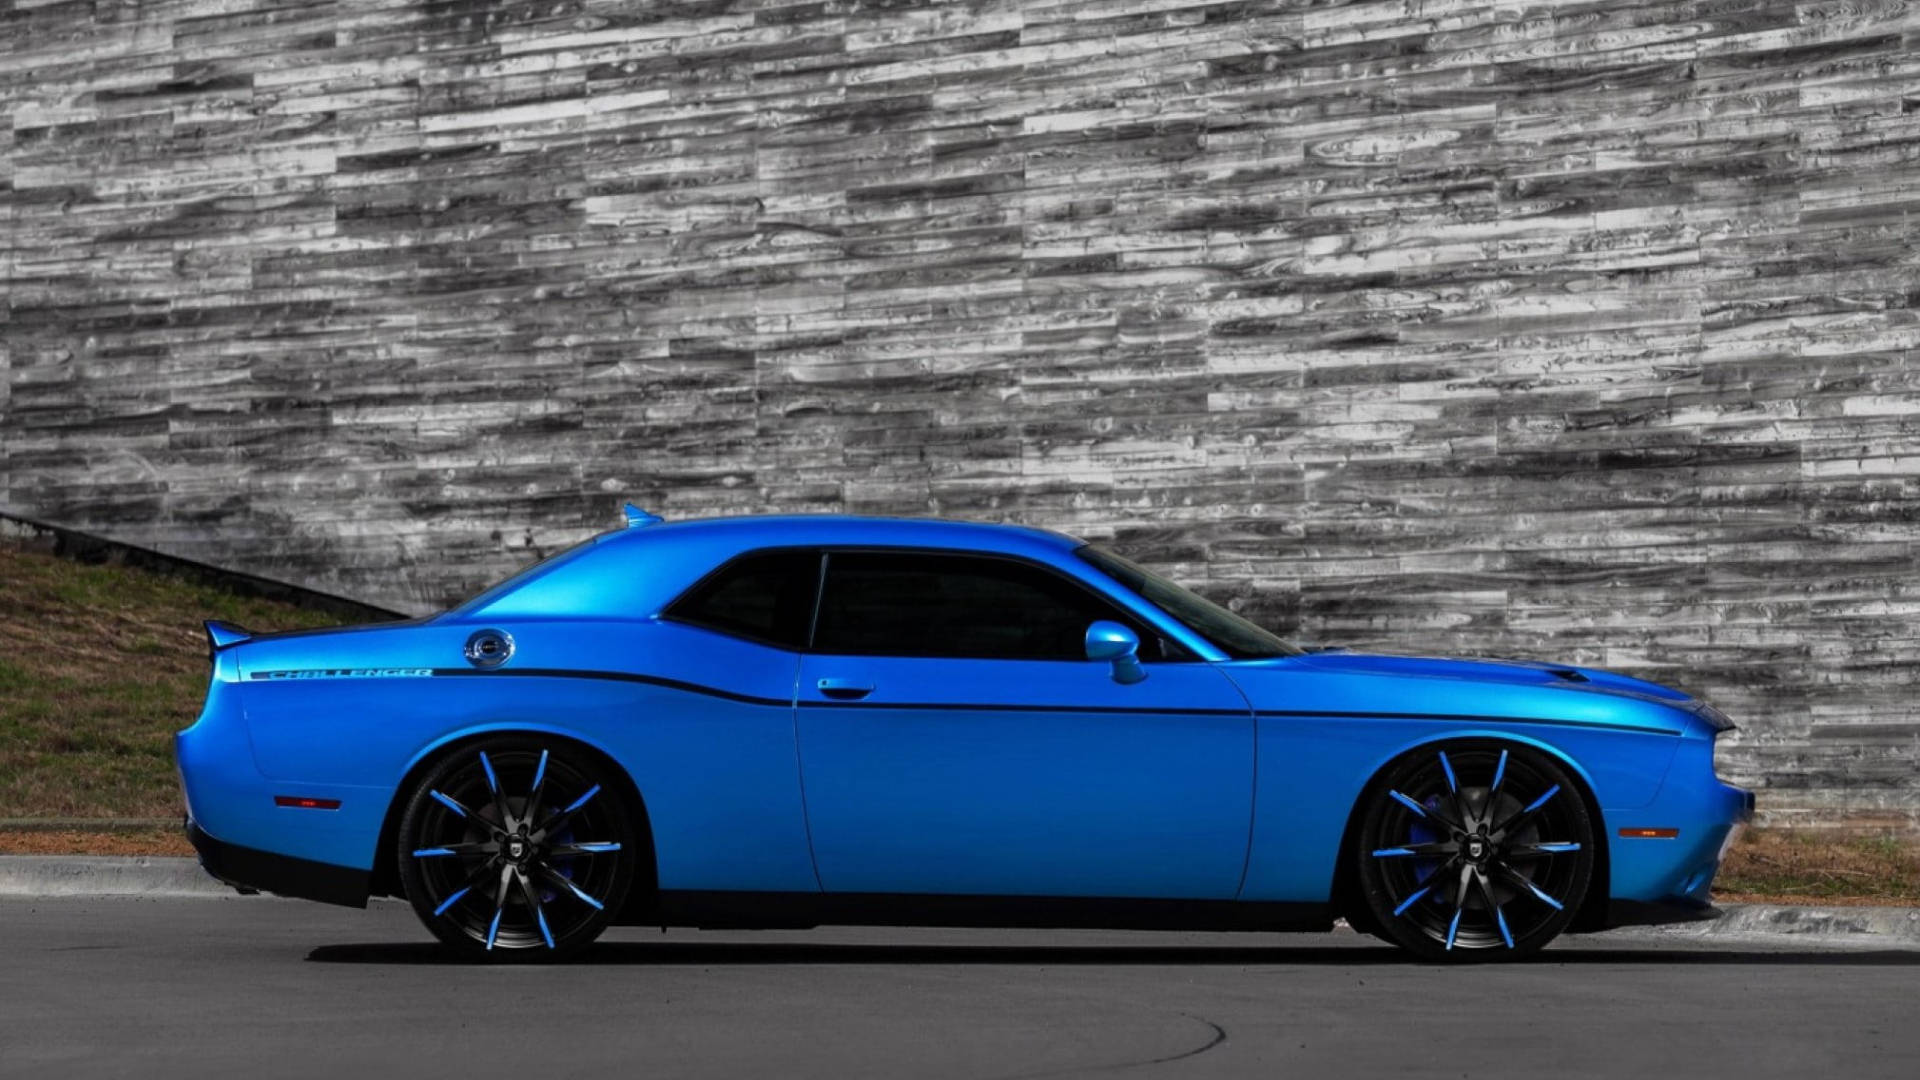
186,817 -> 369,908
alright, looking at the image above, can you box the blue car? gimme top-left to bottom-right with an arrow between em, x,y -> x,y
178,510 -> 1754,961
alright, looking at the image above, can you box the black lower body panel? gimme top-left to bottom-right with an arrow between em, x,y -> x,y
1597,897 -> 1721,929
186,818 -> 370,908
632,890 -> 1332,933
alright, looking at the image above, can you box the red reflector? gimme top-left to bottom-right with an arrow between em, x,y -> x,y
1618,827 -> 1680,839
274,796 -> 342,810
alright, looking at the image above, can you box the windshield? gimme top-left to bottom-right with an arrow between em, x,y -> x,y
1075,546 -> 1302,660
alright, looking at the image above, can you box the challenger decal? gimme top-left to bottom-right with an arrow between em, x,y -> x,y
252,668 -> 434,680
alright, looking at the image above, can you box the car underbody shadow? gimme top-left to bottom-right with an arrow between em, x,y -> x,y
304,939 -> 1920,967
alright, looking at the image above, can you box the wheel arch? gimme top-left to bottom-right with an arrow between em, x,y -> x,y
370,725 -> 659,918
1329,731 -> 1612,933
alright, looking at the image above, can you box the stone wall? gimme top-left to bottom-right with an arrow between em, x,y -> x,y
5,0 -> 1920,822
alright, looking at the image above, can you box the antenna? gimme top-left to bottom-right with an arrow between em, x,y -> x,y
623,503 -> 663,528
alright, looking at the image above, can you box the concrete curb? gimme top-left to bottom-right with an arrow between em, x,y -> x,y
0,856 -> 235,899
1632,902 -> 1920,946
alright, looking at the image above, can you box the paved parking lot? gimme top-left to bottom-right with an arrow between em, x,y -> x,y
2,897 -> 1916,1079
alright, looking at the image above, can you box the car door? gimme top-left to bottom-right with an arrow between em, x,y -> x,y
795,550 -> 1256,900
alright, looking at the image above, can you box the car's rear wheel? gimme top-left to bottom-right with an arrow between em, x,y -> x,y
397,737 -> 636,961
1356,741 -> 1595,962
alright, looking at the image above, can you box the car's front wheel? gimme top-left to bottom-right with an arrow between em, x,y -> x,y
1355,741 -> 1595,961
397,737 -> 637,961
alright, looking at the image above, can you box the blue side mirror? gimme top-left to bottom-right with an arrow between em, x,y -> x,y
1085,621 -> 1146,685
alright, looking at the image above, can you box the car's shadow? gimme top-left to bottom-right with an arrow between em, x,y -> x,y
306,939 -> 1920,967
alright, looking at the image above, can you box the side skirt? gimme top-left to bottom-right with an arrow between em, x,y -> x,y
628,891 -> 1332,933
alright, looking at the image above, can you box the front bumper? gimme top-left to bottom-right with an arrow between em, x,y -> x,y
186,817 -> 369,908
1604,764 -> 1755,924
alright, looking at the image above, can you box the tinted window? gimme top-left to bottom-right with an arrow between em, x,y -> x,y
813,552 -> 1157,661
1075,546 -> 1300,659
664,550 -> 821,649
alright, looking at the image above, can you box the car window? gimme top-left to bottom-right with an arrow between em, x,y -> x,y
1075,545 -> 1301,659
663,550 -> 822,649
813,552 -> 1172,661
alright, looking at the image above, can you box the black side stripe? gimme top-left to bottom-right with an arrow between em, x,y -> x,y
426,667 -> 789,707
795,699 -> 1247,717
251,666 -> 1687,735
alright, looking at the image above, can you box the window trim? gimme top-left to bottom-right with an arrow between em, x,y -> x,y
659,544 -> 1201,663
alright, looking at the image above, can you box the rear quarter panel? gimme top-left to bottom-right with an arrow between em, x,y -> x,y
229,618 -> 817,891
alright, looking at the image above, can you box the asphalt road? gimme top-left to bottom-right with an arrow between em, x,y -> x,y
2,898 -> 1916,1079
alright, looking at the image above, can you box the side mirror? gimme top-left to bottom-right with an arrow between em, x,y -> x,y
1085,621 -> 1146,685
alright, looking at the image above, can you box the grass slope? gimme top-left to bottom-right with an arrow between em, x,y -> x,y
0,543 -> 337,818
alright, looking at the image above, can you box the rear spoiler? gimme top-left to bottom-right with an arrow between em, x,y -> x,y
204,620 -> 253,659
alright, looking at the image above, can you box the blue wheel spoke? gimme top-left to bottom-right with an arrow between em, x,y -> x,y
1521,879 -> 1563,910
1470,866 -> 1513,951
1372,841 -> 1454,859
563,784 -> 601,815
413,840 -> 495,859
1445,909 -> 1462,950
429,790 -> 472,818
1438,751 -> 1457,794
1493,782 -> 1562,837
1389,790 -> 1428,817
479,750 -> 517,830
535,783 -> 602,838
432,886 -> 471,917
1392,885 -> 1431,917
536,864 -> 605,911
548,841 -> 622,858
513,866 -> 553,949
484,864 -> 514,950
1495,864 -> 1564,911
1491,749 -> 1508,793
526,749 -> 550,827
1508,841 -> 1581,858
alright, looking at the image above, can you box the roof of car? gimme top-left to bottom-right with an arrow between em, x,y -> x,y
623,513 -> 1085,555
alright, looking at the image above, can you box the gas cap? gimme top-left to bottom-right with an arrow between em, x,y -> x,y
463,629 -> 514,669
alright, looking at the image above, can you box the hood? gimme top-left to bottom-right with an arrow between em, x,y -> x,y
1219,650 -> 1703,736
1280,651 -> 1693,706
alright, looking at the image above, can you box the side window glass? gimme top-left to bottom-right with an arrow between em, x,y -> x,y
664,550 -> 820,649
813,552 -> 1162,661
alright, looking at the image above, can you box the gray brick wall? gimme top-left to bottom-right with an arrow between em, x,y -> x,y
4,1 -> 1918,824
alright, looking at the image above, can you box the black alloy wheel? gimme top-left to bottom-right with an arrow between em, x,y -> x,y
398,737 -> 637,960
1356,741 -> 1595,961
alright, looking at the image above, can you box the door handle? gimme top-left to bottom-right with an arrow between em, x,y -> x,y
816,678 -> 874,701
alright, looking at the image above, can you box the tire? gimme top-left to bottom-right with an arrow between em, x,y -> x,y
397,736 -> 638,961
1355,740 -> 1596,962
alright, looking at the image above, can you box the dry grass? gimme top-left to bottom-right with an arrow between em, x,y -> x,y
1714,828 -> 1920,906
0,827 -> 192,856
0,543 -> 339,818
